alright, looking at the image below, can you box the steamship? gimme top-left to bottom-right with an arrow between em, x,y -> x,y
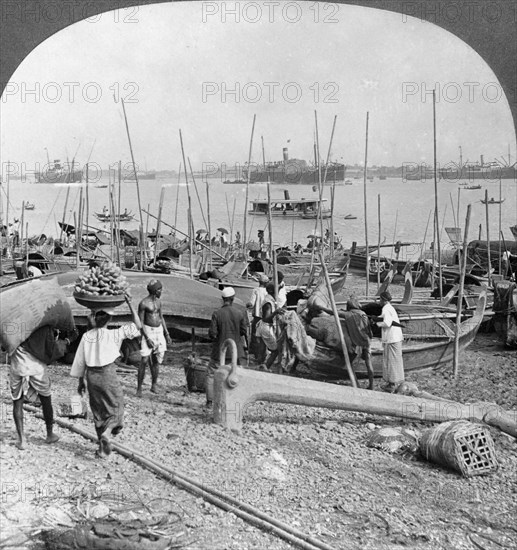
244,147 -> 345,185
35,158 -> 83,183
403,154 -> 516,182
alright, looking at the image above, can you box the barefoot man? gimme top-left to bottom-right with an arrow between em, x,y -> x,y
137,279 -> 171,397
8,325 -> 66,449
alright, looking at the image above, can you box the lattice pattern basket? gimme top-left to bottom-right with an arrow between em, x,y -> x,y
420,420 -> 498,477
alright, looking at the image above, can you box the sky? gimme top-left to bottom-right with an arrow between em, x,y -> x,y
0,1 -> 515,174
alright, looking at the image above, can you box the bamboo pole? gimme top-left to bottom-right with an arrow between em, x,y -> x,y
20,201 -> 25,253
188,195 -> 193,279
243,115 -> 257,252
174,163 -> 181,237
153,186 -> 166,264
432,89 -> 443,299
498,176 -> 502,275
484,189 -> 492,286
205,171 -> 213,271
330,180 -> 336,258
261,136 -> 274,266
24,222 -> 29,271
314,110 -> 324,247
318,251 -> 358,388
188,157 -> 208,230
117,161 -> 122,266
120,99 -> 144,231
453,203 -> 471,379
179,131 -> 193,278
363,112 -> 370,296
5,163 -> 10,258
73,212 -> 79,269
377,194 -> 381,288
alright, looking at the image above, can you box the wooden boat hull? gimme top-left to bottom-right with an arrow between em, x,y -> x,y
304,291 -> 486,378
1,270 -> 241,338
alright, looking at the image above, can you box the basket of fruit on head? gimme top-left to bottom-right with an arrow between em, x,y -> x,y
73,261 -> 130,310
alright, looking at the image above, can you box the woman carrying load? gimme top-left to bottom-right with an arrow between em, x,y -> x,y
70,296 -> 143,458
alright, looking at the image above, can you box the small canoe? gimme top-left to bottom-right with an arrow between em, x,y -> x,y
481,198 -> 505,205
344,214 -> 357,220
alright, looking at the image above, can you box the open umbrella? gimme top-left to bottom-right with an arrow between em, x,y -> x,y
217,227 -> 229,234
196,228 -> 208,235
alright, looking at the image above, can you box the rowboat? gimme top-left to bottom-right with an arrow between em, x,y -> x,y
95,210 -> 134,222
344,214 -> 357,220
24,202 -> 35,210
303,289 -> 487,378
481,197 -> 505,205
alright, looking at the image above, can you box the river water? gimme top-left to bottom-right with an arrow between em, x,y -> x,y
3,176 -> 516,262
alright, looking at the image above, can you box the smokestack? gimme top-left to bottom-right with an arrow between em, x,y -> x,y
283,148 -> 289,162
480,155 -> 484,166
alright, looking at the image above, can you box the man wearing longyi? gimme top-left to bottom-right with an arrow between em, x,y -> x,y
137,279 -> 172,397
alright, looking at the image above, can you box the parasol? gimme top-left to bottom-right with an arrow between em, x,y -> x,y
217,227 -> 229,234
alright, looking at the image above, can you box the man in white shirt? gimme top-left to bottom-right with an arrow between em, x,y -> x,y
376,291 -> 404,391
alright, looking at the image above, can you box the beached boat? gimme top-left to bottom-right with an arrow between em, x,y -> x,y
304,290 -> 486,378
0,269 -> 239,337
248,190 -> 331,219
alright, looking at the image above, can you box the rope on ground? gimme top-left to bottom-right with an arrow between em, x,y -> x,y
24,404 -> 338,550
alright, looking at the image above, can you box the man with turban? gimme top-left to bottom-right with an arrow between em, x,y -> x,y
137,279 -> 171,397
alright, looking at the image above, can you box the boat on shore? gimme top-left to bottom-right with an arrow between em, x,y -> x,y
304,290 -> 487,378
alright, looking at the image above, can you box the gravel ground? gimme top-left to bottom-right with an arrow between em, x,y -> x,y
1,273 -> 516,550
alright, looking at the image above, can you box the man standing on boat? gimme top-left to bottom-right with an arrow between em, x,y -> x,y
137,279 -> 171,397
206,287 -> 249,407
376,291 -> 404,392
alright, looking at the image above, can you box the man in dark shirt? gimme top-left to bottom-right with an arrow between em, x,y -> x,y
206,287 -> 249,407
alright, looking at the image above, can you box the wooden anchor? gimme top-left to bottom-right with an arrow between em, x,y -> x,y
213,339 -> 517,437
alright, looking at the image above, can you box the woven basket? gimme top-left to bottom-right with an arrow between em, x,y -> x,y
183,353 -> 209,393
73,292 -> 126,311
420,420 -> 498,477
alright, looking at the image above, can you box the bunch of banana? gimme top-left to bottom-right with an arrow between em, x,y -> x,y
74,261 -> 130,296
